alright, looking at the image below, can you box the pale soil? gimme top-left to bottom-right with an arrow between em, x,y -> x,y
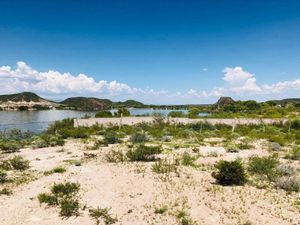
0,139 -> 299,225
75,117 -> 288,127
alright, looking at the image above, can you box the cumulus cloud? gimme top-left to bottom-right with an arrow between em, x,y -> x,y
0,62 -> 299,104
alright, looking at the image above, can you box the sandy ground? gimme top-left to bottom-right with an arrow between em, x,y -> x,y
75,117 -> 288,127
0,139 -> 299,225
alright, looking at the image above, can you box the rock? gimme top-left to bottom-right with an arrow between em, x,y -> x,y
270,142 -> 282,151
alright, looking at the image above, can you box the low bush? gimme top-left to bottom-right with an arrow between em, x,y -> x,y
103,131 -> 120,144
0,156 -> 30,171
226,144 -> 240,153
277,164 -> 296,176
0,140 -> 22,153
154,205 -> 168,214
44,167 -> 66,176
248,155 -> 280,180
152,160 -> 177,174
212,159 -> 247,186
168,111 -> 185,118
89,207 -> 117,225
126,145 -> 162,162
105,149 -> 125,163
285,146 -> 300,160
0,169 -> 8,183
38,182 -> 80,217
95,111 -> 113,118
181,152 -> 197,167
129,132 -> 148,144
33,135 -> 65,148
276,176 -> 300,192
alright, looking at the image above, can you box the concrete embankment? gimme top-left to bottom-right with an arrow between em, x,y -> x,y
74,117 -> 288,127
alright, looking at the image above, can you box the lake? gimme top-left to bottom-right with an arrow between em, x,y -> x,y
0,109 -> 209,133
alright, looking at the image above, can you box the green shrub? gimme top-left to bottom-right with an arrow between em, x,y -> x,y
0,140 -> 22,153
152,160 -> 177,174
59,198 -> 80,217
168,111 -> 185,118
3,156 -> 30,170
103,131 -> 120,144
129,132 -> 148,143
44,167 -> 66,176
285,146 -> 300,160
226,144 -> 239,153
0,169 -> 8,183
0,187 -> 12,195
33,135 -> 65,148
95,111 -> 113,118
212,160 -> 247,186
51,182 -> 80,198
126,145 -> 162,162
248,155 -> 280,180
154,205 -> 168,214
181,152 -> 197,167
89,207 -> 117,225
105,149 -> 125,163
38,182 -> 80,217
38,193 -> 58,206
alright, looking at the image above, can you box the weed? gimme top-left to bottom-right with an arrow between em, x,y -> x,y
103,131 -> 120,144
129,132 -> 148,144
0,169 -> 8,183
154,205 -> 168,214
0,187 -> 12,195
89,207 -> 117,225
0,156 -> 30,171
152,160 -> 177,174
105,149 -> 125,163
126,145 -> 162,162
181,152 -> 197,167
59,198 -> 80,217
285,146 -> 300,160
44,167 -> 66,176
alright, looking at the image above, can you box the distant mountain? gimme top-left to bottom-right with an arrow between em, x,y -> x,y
60,97 -> 145,110
274,98 -> 300,105
60,97 -> 112,111
215,97 -> 235,109
0,92 -> 57,110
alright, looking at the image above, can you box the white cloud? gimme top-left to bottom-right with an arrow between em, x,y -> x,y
0,62 -> 299,104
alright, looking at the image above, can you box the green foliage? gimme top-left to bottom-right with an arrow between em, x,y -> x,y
33,134 -> 65,148
187,107 -> 200,118
126,145 -> 162,161
154,205 -> 168,214
152,160 -> 177,174
0,140 -> 22,153
44,167 -> 66,176
248,155 -> 280,180
89,207 -> 117,225
116,107 -> 130,117
103,131 -> 120,144
212,160 -> 247,186
181,152 -> 197,167
0,169 -> 8,183
105,149 -> 125,163
129,132 -> 148,143
285,146 -> 300,160
168,111 -> 185,118
95,111 -> 113,118
38,182 -> 80,217
59,198 -> 80,217
0,156 -> 30,171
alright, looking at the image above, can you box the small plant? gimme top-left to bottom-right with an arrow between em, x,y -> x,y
126,145 -> 162,162
154,205 -> 168,214
248,155 -> 280,180
1,156 -> 30,170
0,169 -> 8,183
181,152 -> 197,167
59,198 -> 80,217
38,182 -> 80,217
276,176 -> 300,192
152,160 -> 177,174
226,144 -> 239,153
105,149 -> 125,163
129,132 -> 148,144
277,164 -> 296,176
0,187 -> 12,195
89,207 -> 117,225
95,111 -> 113,118
212,159 -> 247,186
103,131 -> 120,144
176,210 -> 193,225
44,167 -> 66,176
285,146 -> 300,160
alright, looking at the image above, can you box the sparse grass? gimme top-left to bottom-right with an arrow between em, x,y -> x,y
180,152 -> 197,167
38,182 -> 80,217
0,169 -> 8,183
212,159 -> 247,186
248,155 -> 280,181
44,167 -> 66,176
152,160 -> 177,174
105,149 -> 125,163
285,146 -> 300,160
129,132 -> 148,143
126,145 -> 162,162
0,156 -> 30,171
154,205 -> 168,214
89,207 -> 117,225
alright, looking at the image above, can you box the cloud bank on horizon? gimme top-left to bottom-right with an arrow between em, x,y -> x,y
0,62 -> 299,104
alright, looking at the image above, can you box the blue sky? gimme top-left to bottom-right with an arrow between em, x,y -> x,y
0,0 -> 300,104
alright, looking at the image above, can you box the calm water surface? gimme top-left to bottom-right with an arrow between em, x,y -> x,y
0,109 -> 208,133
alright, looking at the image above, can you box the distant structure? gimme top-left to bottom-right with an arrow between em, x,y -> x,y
215,97 -> 235,109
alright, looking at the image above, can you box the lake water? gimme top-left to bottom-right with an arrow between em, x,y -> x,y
0,109 -> 208,133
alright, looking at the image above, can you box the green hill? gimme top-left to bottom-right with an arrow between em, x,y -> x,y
0,92 -> 45,102
60,97 -> 112,110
